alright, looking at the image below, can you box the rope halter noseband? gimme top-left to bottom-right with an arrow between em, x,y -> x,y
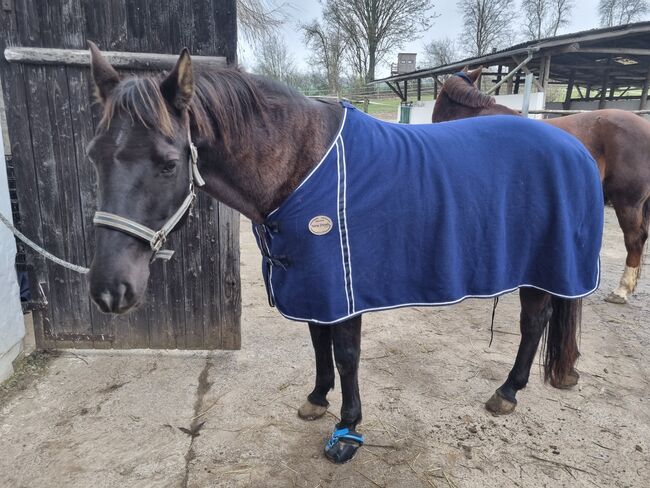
93,129 -> 205,261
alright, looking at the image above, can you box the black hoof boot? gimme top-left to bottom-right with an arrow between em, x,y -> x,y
324,426 -> 364,464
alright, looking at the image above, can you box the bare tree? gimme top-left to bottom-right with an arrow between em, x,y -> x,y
238,0 -> 287,44
457,0 -> 518,56
252,33 -> 296,84
599,0 -> 649,26
422,37 -> 460,67
302,20 -> 348,95
521,0 -> 574,40
324,0 -> 437,82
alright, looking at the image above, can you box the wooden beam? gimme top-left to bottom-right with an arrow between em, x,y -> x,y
511,56 -> 544,91
573,47 -> 650,56
640,67 -> 650,109
417,78 -> 422,101
563,70 -> 575,110
4,46 -> 227,70
386,81 -> 405,101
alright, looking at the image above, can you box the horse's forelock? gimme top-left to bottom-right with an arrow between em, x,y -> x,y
441,76 -> 496,109
99,77 -> 175,137
98,67 -> 269,153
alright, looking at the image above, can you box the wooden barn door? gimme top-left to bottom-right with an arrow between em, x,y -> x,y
0,0 -> 241,350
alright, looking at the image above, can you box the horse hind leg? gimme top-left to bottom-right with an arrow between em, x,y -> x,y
486,289 -> 552,415
605,200 -> 649,304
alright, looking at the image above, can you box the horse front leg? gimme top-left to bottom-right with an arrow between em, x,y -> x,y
486,288 -> 552,415
324,315 -> 363,464
298,323 -> 334,420
605,200 -> 649,304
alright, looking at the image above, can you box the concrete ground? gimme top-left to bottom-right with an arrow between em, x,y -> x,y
0,206 -> 649,488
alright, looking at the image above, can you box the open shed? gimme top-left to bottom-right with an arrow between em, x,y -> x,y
373,21 -> 650,114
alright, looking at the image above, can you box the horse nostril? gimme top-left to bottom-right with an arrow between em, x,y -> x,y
94,291 -> 114,313
91,283 -> 135,314
113,282 -> 135,313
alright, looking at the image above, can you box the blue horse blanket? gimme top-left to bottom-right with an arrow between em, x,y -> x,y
254,103 -> 603,324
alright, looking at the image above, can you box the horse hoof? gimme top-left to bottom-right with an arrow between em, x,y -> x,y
485,390 -> 517,416
604,292 -> 628,304
551,368 -> 580,389
298,400 -> 328,420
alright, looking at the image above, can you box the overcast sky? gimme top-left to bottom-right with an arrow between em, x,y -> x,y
239,0 -> 611,77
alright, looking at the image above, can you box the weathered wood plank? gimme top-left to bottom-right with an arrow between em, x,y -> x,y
1,0 -> 240,350
5,46 -> 227,69
44,64 -> 93,345
218,205 -> 241,350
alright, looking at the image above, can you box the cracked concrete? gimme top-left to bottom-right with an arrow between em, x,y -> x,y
0,207 -> 648,487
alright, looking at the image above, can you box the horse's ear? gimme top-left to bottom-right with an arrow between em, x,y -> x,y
160,48 -> 194,111
467,67 -> 483,84
88,41 -> 120,104
461,65 -> 469,74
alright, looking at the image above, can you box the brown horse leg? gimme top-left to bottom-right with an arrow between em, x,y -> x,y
299,323 -> 334,420
606,200 -> 649,304
486,288 -> 552,415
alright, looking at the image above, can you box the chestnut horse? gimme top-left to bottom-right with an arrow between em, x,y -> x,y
433,68 -> 650,304
86,45 -> 601,464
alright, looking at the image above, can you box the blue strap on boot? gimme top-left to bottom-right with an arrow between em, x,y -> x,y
324,426 -> 364,464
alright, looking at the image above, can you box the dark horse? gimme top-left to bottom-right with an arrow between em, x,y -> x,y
87,45 -> 601,464
434,68 -> 650,304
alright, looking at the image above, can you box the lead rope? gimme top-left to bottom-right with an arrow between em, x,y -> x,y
0,211 -> 90,274
489,296 -> 499,347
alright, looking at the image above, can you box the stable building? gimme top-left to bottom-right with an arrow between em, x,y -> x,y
373,21 -> 650,123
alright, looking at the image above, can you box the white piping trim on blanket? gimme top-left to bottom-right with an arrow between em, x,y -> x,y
271,260 -> 601,325
335,137 -> 355,315
339,135 -> 355,314
335,140 -> 349,315
267,107 -> 349,219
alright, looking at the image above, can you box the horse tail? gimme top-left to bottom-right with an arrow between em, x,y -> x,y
543,297 -> 581,387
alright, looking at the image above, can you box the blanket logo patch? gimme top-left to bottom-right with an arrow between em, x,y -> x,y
309,216 -> 333,235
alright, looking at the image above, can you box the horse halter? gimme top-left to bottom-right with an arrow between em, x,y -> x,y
92,129 -> 206,261
455,72 -> 474,85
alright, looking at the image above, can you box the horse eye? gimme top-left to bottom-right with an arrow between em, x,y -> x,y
161,159 -> 179,174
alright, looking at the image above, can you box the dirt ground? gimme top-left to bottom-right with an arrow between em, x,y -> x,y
0,206 -> 649,488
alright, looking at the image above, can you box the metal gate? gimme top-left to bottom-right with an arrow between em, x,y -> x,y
0,0 -> 241,349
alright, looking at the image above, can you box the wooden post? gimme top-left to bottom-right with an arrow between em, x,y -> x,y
403,80 -> 408,102
506,66 -> 514,94
417,78 -> 421,101
640,67 -> 650,109
514,71 -> 521,94
599,69 -> 610,109
495,64 -> 503,95
586,83 -> 591,100
539,55 -> 551,94
563,70 -> 575,110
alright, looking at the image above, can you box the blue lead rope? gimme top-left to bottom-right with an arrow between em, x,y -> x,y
326,427 -> 365,449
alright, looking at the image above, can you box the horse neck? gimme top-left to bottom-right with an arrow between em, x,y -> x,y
193,83 -> 343,224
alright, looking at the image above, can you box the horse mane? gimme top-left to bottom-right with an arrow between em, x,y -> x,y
441,76 -> 496,109
97,67 -> 271,149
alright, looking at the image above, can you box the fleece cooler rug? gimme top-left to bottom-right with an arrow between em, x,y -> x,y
254,102 -> 603,324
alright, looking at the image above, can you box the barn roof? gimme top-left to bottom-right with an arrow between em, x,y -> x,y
373,21 -> 650,88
